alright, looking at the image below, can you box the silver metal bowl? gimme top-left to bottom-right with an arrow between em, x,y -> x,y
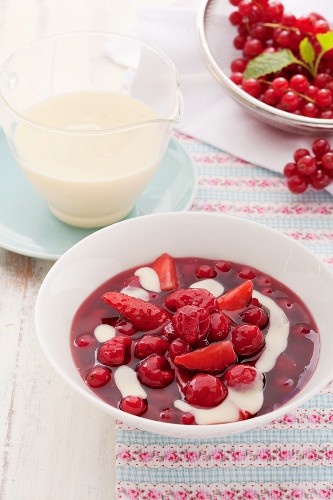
196,0 -> 333,135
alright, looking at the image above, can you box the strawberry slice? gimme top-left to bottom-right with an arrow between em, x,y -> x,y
217,280 -> 253,311
152,253 -> 178,291
173,340 -> 237,373
102,292 -> 171,331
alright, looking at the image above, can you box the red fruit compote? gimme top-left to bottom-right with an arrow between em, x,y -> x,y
70,253 -> 319,425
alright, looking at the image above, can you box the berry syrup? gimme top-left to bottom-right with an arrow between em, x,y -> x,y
70,257 -> 319,425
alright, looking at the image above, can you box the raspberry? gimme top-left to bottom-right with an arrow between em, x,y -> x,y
223,364 -> 259,388
134,335 -> 169,360
172,305 -> 210,345
97,336 -> 132,366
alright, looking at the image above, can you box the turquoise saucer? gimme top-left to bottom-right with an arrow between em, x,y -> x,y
0,132 -> 197,260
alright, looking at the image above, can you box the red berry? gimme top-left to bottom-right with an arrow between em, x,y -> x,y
287,174 -> 309,194
312,138 -> 330,159
168,338 -> 191,360
195,264 -> 217,279
134,335 -> 169,360
185,374 -> 228,408
162,321 -> 177,341
137,354 -> 174,388
97,336 -> 132,366
229,11 -> 242,25
223,364 -> 260,388
75,334 -> 95,347
315,89 -> 333,108
313,19 -> 330,34
234,34 -> 247,50
302,102 -> 319,118
172,305 -> 210,345
231,58 -> 247,73
263,1 -> 284,22
240,306 -> 268,329
305,85 -> 319,99
296,155 -> 317,176
239,267 -> 256,279
263,88 -> 279,106
242,79 -> 262,98
207,311 -> 231,342
243,39 -> 263,59
290,74 -> 309,93
280,91 -> 301,112
215,261 -> 231,272
119,396 -> 147,416
230,72 -> 243,85
271,77 -> 289,97
310,170 -> 331,190
238,0 -> 253,17
293,148 -> 310,163
281,12 -> 297,26
314,73 -> 332,89
85,366 -> 111,388
321,152 -> 333,170
283,162 -> 297,177
232,324 -> 264,356
181,413 -> 195,425
160,407 -> 178,422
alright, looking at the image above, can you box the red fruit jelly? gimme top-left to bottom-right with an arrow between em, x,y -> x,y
71,255 -> 319,425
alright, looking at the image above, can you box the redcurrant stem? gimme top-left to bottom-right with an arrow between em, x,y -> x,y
259,78 -> 316,103
292,57 -> 316,78
314,49 -> 325,77
260,22 -> 300,33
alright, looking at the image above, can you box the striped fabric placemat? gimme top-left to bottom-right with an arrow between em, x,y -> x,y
116,131 -> 333,500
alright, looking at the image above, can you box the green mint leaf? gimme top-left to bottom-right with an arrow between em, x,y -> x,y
316,31 -> 333,53
243,49 -> 296,80
299,37 -> 315,65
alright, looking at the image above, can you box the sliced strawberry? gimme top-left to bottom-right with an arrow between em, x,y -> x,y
217,280 -> 253,311
173,340 -> 237,373
152,253 -> 178,291
102,292 -> 171,331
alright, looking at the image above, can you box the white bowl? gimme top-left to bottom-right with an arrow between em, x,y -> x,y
35,212 -> 333,438
197,0 -> 333,135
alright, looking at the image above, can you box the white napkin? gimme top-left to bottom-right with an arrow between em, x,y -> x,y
135,0 -> 333,195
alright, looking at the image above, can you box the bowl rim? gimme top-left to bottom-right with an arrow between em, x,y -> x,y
196,0 -> 333,131
35,212 -> 333,436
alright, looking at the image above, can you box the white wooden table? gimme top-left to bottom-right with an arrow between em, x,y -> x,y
0,1 -> 171,498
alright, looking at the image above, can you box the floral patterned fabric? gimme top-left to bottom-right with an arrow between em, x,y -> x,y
116,131 -> 333,499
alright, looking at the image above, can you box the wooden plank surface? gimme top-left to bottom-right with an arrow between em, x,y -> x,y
0,1 -> 172,498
